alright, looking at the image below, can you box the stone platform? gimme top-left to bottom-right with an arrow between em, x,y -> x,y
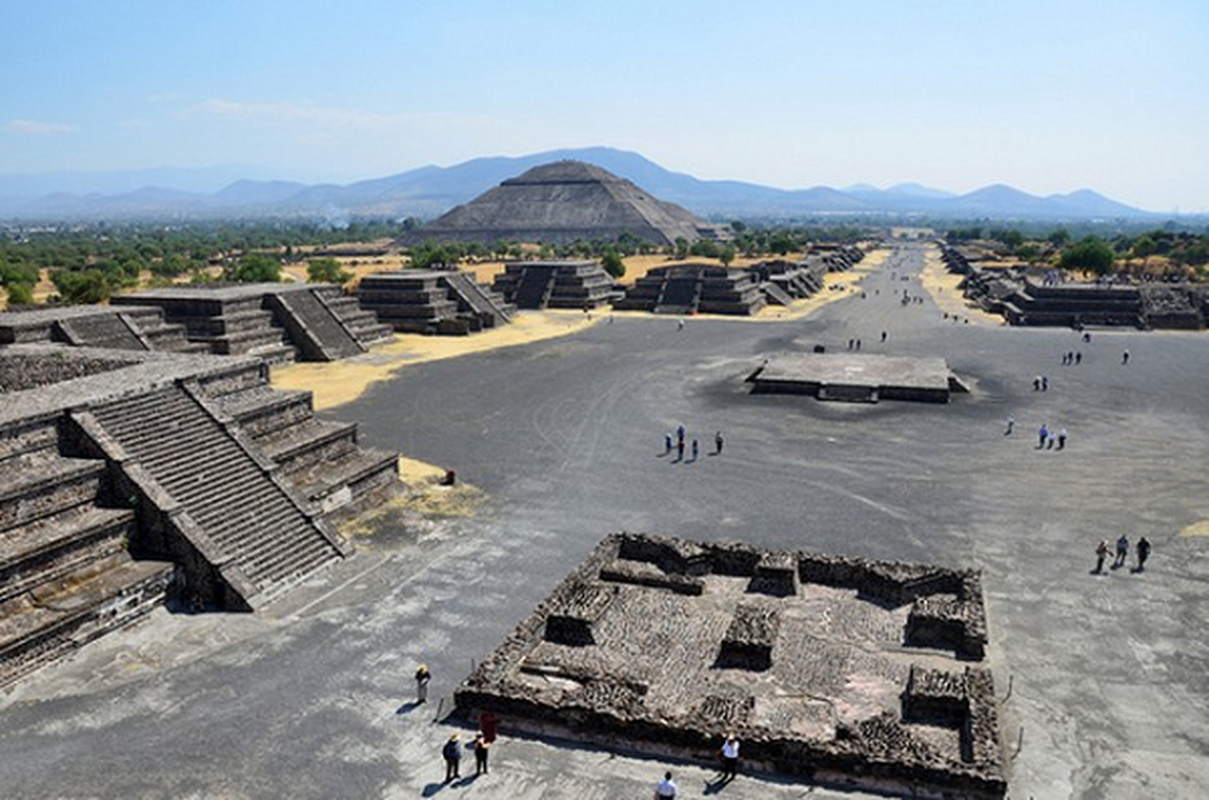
456,533 -> 1005,799
748,352 -> 967,403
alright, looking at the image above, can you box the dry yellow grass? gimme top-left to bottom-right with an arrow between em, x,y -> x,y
918,248 -> 1003,326
271,309 -> 599,411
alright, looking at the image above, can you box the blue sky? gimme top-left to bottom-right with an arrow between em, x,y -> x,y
3,1 -> 1207,211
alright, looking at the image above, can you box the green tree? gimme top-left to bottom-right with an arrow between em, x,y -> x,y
222,253 -> 282,283
600,248 -> 625,279
306,257 -> 352,284
52,269 -> 113,304
4,282 -> 35,306
719,243 -> 737,266
1058,238 -> 1116,276
1047,228 -> 1071,247
673,237 -> 690,260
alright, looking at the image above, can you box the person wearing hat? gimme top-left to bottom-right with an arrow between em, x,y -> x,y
720,733 -> 740,782
442,734 -> 462,783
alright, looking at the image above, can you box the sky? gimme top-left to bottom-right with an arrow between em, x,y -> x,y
2,0 -> 1207,212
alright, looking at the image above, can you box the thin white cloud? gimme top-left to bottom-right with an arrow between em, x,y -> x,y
7,119 -> 78,135
187,98 -> 494,132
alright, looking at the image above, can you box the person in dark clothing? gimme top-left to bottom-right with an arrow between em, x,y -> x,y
1136,537 -> 1151,571
473,733 -> 489,776
714,431 -> 724,454
442,735 -> 461,783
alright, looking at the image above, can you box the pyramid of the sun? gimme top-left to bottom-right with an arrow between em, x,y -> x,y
400,161 -> 715,246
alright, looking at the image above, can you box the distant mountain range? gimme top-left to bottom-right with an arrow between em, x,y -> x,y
0,147 -> 1158,222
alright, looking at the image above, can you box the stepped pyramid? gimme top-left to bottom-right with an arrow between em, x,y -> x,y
400,161 -> 717,246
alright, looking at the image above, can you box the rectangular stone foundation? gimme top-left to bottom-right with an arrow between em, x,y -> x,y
456,532 -> 1006,798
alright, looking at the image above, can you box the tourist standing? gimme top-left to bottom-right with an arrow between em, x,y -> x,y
473,732 -> 490,776
691,439 -> 698,461
1113,535 -> 1129,569
720,734 -> 740,783
1057,428 -> 1068,450
1038,424 -> 1049,449
715,431 -> 724,454
654,770 -> 678,799
1004,416 -> 1014,436
676,438 -> 685,462
663,433 -> 672,455
1136,537 -> 1152,571
1094,540 -> 1110,574
415,664 -> 431,704
442,735 -> 462,783
1122,350 -> 1130,365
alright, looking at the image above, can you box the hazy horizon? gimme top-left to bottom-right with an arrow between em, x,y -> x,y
4,1 -> 1207,212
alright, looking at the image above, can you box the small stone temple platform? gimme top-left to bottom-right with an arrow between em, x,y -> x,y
456,533 -> 1006,799
747,353 -> 968,404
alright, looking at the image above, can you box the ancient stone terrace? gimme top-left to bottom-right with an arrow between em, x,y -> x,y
356,270 -> 514,335
456,533 -> 1005,799
614,264 -> 766,316
491,260 -> 615,310
0,345 -> 398,685
748,352 -> 968,404
0,304 -> 207,354
110,283 -> 392,362
747,258 -> 830,305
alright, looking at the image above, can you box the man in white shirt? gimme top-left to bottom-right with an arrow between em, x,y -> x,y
721,734 -> 740,782
654,770 -> 677,798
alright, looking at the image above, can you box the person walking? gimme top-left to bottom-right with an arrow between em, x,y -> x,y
442,735 -> 462,783
720,734 -> 740,783
1004,416 -> 1014,436
415,664 -> 431,704
1057,428 -> 1068,450
663,433 -> 673,455
472,732 -> 490,776
1094,540 -> 1110,574
1038,424 -> 1049,449
676,438 -> 685,462
1113,535 -> 1129,569
1122,349 -> 1130,365
690,439 -> 699,461
1136,537 -> 1151,571
714,431 -> 724,454
654,771 -> 678,799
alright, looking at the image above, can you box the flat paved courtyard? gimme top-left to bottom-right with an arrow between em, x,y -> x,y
1,244 -> 1207,799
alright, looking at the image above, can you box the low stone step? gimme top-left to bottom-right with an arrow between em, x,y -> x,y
289,447 -> 399,508
0,555 -> 173,687
0,452 -> 106,532
256,418 -> 357,466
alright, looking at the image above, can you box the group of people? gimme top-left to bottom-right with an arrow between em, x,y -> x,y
1035,423 -> 1069,450
419,665 -> 495,784
653,734 -> 741,797
663,425 -> 723,463
1094,535 -> 1152,575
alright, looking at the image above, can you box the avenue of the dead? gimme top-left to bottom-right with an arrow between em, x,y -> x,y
1,243 -> 1207,799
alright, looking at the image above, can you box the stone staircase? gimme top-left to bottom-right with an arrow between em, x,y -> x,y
201,368 -> 399,515
0,418 -> 173,687
84,384 -> 349,609
492,261 -> 615,310
444,271 -> 514,328
309,285 -> 394,346
654,276 -> 702,314
266,287 -> 365,361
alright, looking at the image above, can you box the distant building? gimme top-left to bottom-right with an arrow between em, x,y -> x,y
398,160 -> 721,247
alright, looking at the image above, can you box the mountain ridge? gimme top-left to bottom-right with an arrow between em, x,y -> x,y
0,147 -> 1158,221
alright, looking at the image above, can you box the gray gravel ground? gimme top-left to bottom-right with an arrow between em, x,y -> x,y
2,244 -> 1207,799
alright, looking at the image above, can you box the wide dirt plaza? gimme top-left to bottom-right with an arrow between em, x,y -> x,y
1,243 -> 1207,799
